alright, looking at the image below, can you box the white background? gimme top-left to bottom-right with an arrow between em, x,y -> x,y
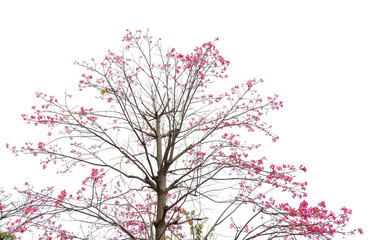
1,0 -> 373,239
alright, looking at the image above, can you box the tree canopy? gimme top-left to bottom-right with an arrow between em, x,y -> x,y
2,30 -> 362,239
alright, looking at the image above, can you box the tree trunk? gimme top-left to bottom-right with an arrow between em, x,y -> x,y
155,115 -> 167,240
155,172 -> 167,240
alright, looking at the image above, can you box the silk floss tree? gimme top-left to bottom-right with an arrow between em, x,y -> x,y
3,29 -> 362,239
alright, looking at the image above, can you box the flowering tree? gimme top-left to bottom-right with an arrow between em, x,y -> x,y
2,30 -> 362,239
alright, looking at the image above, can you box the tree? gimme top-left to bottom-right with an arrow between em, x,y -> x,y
3,29 -> 362,239
0,231 -> 15,240
0,189 -> 15,240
